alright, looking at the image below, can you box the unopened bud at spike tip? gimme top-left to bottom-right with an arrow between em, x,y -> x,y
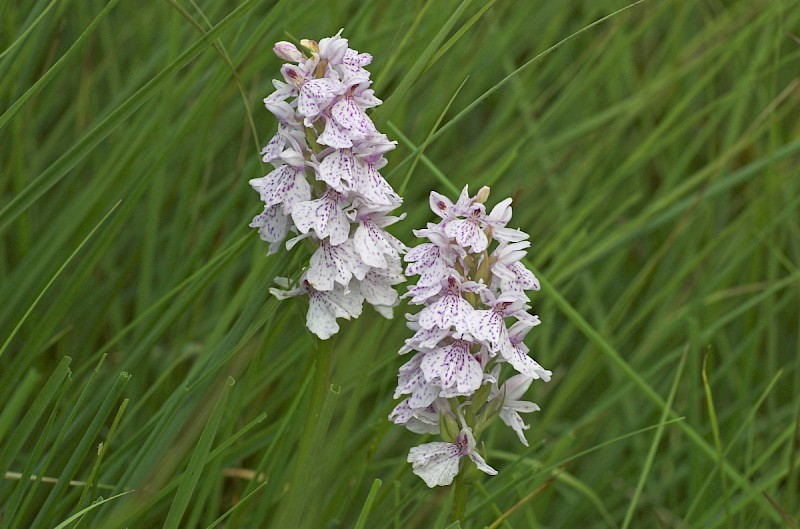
474,186 -> 491,204
300,39 -> 319,54
273,41 -> 303,62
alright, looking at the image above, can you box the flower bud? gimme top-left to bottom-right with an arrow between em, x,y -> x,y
300,39 -> 319,54
440,411 -> 460,443
273,41 -> 303,62
474,186 -> 491,204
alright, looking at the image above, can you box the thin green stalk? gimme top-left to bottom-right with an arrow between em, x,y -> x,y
451,473 -> 469,525
278,337 -> 334,528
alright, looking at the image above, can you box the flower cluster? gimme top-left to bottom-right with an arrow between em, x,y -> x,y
390,185 -> 550,487
250,31 -> 405,340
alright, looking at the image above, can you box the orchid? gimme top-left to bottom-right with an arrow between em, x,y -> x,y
390,185 -> 551,490
407,426 -> 497,488
251,30 -> 405,339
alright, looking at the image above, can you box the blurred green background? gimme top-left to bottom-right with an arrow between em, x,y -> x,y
1,0 -> 799,527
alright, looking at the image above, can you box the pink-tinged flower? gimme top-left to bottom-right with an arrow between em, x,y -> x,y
317,148 -> 356,191
468,293 -> 528,354
420,339 -> 483,396
417,275 -> 478,332
391,185 -> 550,484
270,278 -> 363,340
261,122 -> 305,163
491,372 -> 540,447
405,241 -> 450,288
485,197 -> 513,227
493,260 -> 540,296
317,110 -> 354,148
404,281 -> 445,305
273,41 -> 304,62
264,79 -> 297,106
249,150 -> 311,214
291,188 -> 350,245
317,30 -> 349,65
360,265 -> 405,318
249,204 -> 290,254
330,95 -> 378,140
338,48 -> 373,81
500,320 -> 549,380
353,214 -> 405,268
490,241 -> 539,294
354,133 -> 397,162
394,352 -> 440,409
306,239 -> 366,291
407,427 -> 497,487
351,156 -> 401,206
429,186 -> 474,219
296,78 -> 346,124
444,204 -> 489,253
389,399 -> 439,434
399,324 -> 451,354
252,31 -> 405,339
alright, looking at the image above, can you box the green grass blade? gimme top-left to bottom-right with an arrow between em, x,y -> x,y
163,376 -> 235,529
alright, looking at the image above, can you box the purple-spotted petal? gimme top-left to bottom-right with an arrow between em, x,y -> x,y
445,217 -> 488,253
420,340 -> 483,395
249,164 -> 311,214
331,96 -> 377,137
291,190 -> 350,245
407,442 -> 462,487
405,243 -> 450,287
317,148 -> 356,190
297,78 -> 344,121
351,158 -> 400,206
306,240 -> 360,291
361,267 -> 402,308
317,112 -> 353,148
354,219 -> 399,268
417,290 -> 474,332
501,340 -> 551,381
250,204 -> 289,253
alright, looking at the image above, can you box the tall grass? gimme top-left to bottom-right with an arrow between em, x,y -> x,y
1,0 -> 799,527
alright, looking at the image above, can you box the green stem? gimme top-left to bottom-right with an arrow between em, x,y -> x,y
451,473 -> 469,525
278,337 -> 334,528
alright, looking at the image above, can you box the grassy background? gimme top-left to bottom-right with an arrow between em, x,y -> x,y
2,0 -> 799,527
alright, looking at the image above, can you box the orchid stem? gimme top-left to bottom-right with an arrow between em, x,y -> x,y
451,473 -> 469,525
279,336 -> 334,528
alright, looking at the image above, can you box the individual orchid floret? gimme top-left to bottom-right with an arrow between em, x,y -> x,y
389,399 -> 439,435
250,30 -> 405,340
393,352 -> 440,409
408,426 -> 497,488
249,149 -> 311,213
500,320 -> 550,381
270,278 -> 363,340
416,274 -> 480,332
444,202 -> 489,252
291,188 -> 350,245
490,371 -> 541,447
420,338 -> 484,396
391,185 -> 550,488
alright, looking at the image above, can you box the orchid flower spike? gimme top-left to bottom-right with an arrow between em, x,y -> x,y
249,30 -> 405,339
391,185 -> 551,486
